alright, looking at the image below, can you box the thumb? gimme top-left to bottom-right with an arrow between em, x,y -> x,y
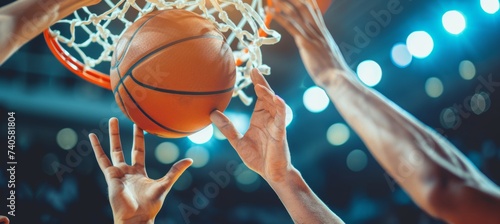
158,158 -> 193,191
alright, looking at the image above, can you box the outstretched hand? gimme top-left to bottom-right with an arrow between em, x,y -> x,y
271,0 -> 349,87
89,118 -> 192,224
211,69 -> 291,184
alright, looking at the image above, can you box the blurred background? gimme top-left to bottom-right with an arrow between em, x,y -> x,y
1,0 -> 500,223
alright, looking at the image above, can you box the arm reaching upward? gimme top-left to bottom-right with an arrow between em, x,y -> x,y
89,118 -> 192,224
272,0 -> 500,223
0,0 -> 100,64
211,69 -> 344,224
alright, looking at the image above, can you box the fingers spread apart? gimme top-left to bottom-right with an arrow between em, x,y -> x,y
89,133 -> 112,173
158,158 -> 193,191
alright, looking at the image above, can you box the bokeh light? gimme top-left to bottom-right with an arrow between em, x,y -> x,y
442,10 -> 466,34
470,92 -> 491,115
225,112 -> 251,133
406,31 -> 434,58
235,164 -> 261,192
303,86 -> 330,113
440,107 -> 460,129
213,126 -> 227,140
425,77 -> 444,98
185,146 -> 210,168
459,60 -> 476,80
155,142 -> 179,164
56,128 -> 78,150
481,0 -> 500,14
188,125 -> 214,144
285,104 -> 293,127
346,149 -> 368,172
356,60 -> 382,87
326,123 -> 350,146
391,43 -> 412,68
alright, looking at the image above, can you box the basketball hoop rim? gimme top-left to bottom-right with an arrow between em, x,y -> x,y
43,0 -> 333,90
43,30 -> 112,90
43,0 -> 275,90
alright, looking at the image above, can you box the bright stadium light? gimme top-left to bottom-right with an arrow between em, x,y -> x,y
356,60 -> 382,87
442,10 -> 466,34
285,104 -> 293,127
481,0 -> 500,14
188,125 -> 214,144
303,86 -> 330,113
406,31 -> 434,58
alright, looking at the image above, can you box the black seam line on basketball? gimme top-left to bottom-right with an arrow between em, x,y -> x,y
115,67 -> 133,119
112,34 -> 224,94
129,70 -> 235,95
116,66 -> 197,135
112,12 -> 163,69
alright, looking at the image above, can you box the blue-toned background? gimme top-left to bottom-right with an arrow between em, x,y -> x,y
1,0 -> 500,223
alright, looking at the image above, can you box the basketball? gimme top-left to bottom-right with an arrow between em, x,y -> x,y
110,9 -> 236,138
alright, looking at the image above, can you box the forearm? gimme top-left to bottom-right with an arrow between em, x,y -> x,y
322,68 -> 500,217
0,0 -> 91,64
268,168 -> 344,224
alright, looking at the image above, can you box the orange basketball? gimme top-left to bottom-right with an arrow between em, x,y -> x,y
110,9 -> 236,138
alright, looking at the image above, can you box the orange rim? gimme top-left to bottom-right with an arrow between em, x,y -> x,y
43,30 -> 112,90
44,1 -> 275,90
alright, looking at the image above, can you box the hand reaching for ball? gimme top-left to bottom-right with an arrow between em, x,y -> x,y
210,69 -> 292,184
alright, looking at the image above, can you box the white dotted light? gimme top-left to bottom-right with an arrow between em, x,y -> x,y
406,31 -> 434,58
303,86 -> 330,113
213,126 -> 227,140
459,60 -> 476,80
470,92 -> 491,115
440,107 -> 459,129
235,164 -> 261,192
236,169 -> 259,185
56,128 -> 78,150
225,112 -> 250,134
326,123 -> 350,146
391,43 -> 412,68
346,149 -> 368,172
481,0 -> 500,14
442,10 -> 466,34
185,146 -> 210,168
188,125 -> 213,144
285,104 -> 293,127
425,77 -> 444,98
155,142 -> 179,164
356,60 -> 382,87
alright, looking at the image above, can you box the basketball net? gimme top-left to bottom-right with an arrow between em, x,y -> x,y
45,0 -> 281,105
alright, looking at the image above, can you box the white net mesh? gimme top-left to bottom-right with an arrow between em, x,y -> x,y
48,0 -> 280,105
